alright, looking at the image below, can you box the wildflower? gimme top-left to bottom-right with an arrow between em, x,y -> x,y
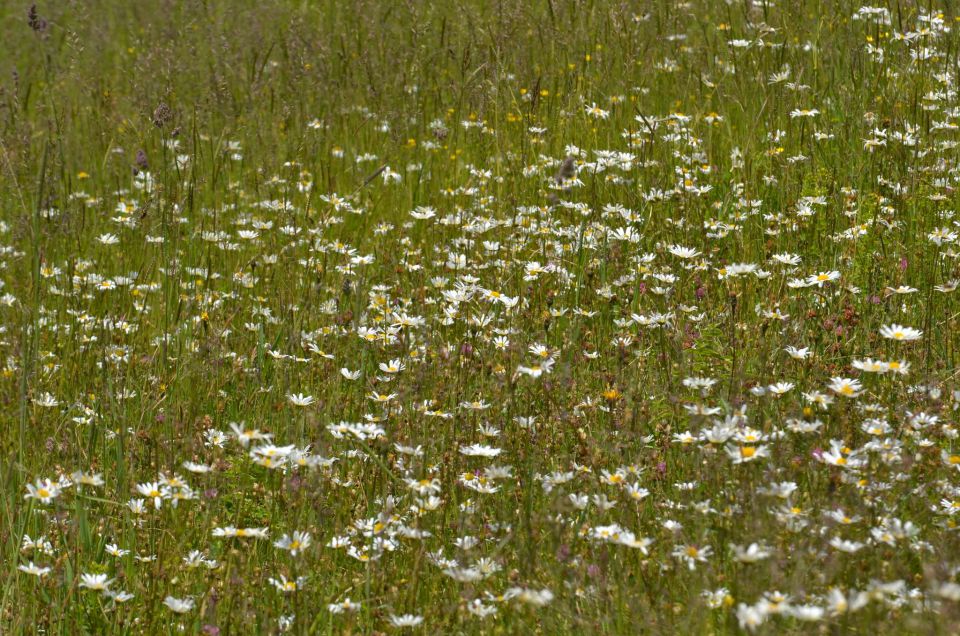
466,599 -> 498,618
803,390 -> 835,409
829,537 -> 866,553
379,359 -> 406,374
826,587 -> 869,616
733,543 -> 772,563
274,531 -> 312,556
459,444 -> 501,458
18,561 -> 51,578
183,550 -> 218,569
508,587 -> 554,606
105,543 -> 129,558
600,469 -> 626,485
79,573 -> 113,592
771,253 -> 802,266
24,478 -> 61,504
668,244 -> 700,259
807,270 -> 840,286
624,483 -> 650,502
328,598 -> 361,614
879,324 -> 922,341
820,442 -> 864,469
939,499 -> 960,515
388,614 -> 424,627
163,596 -> 195,613
269,575 -> 308,593
251,444 -> 296,469
107,590 -> 135,603
852,358 -> 888,373
584,103 -> 610,119
71,471 -> 104,489
784,346 -> 811,359
788,604 -> 825,621
737,603 -> 768,631
340,368 -> 362,380
126,498 -> 147,514
212,526 -> 269,539
287,393 -> 316,407
725,445 -> 770,464
828,377 -> 862,398
517,349 -> 557,377
672,544 -> 713,570
942,450 -> 960,468
885,360 -> 909,375
767,382 -> 794,396
228,422 -> 272,447
136,481 -> 168,509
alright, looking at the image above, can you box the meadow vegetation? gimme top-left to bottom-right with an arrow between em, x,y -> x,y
4,0 -> 960,633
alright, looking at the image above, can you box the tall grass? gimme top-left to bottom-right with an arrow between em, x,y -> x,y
2,1 -> 960,633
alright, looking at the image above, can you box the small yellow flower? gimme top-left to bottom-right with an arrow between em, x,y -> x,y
602,387 -> 621,401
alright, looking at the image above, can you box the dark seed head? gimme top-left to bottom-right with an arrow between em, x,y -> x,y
555,156 -> 576,184
153,102 -> 173,129
27,5 -> 48,35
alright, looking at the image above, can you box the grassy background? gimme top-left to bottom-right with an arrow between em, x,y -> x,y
2,0 -> 960,633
